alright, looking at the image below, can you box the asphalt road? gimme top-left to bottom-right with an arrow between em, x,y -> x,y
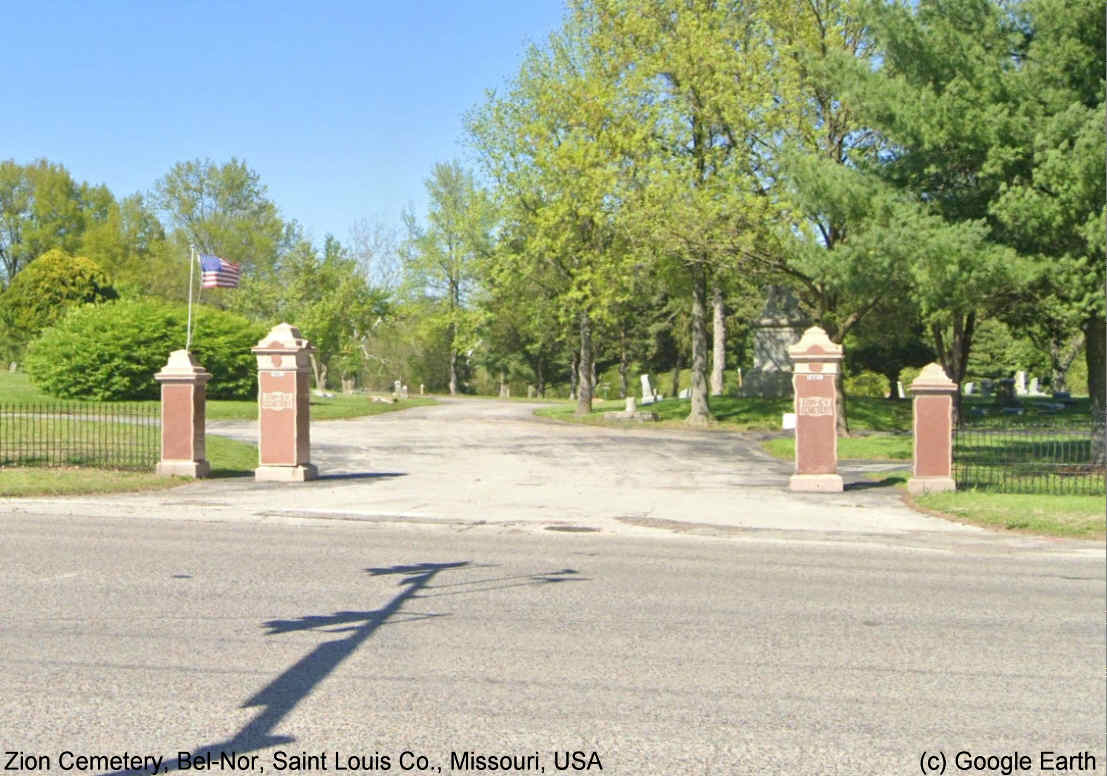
0,399 -> 1103,775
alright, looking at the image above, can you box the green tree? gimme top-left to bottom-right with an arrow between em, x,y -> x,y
153,158 -> 284,274
0,159 -> 91,286
402,162 -> 496,395
0,248 -> 116,362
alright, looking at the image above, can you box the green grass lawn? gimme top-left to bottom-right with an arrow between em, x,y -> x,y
0,371 -> 436,420
0,433 -> 259,496
536,394 -> 915,432
763,434 -> 913,461
911,491 -> 1106,540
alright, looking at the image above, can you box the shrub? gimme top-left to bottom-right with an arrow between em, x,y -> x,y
845,370 -> 891,398
0,249 -> 116,361
25,299 -> 265,400
898,365 -> 923,395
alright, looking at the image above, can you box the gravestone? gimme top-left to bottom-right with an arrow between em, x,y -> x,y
341,378 -> 355,394
401,384 -> 409,399
393,379 -> 402,397
155,350 -> 211,478
640,374 -> 657,404
739,287 -> 809,399
420,384 -> 425,395
897,381 -> 906,399
678,387 -> 691,399
252,323 -> 317,481
788,327 -> 843,492
527,385 -> 535,398
1014,370 -> 1027,396
1028,377 -> 1044,396
964,382 -> 975,395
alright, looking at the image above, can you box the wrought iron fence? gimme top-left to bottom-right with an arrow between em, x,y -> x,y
0,402 -> 160,470
953,415 -> 1106,496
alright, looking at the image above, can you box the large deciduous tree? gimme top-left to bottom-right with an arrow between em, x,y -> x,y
402,162 -> 495,395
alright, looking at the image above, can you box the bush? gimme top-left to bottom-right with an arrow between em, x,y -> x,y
845,370 -> 891,398
897,365 -> 923,396
0,249 -> 115,361
25,299 -> 265,400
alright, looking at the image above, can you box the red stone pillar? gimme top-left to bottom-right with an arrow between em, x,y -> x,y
155,350 -> 211,477
788,327 -> 844,492
252,323 -> 317,481
908,362 -> 957,494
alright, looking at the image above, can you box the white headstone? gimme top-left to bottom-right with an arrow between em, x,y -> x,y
1014,370 -> 1027,396
420,383 -> 425,395
625,396 -> 636,413
782,412 -> 796,430
1028,377 -> 1040,395
964,382 -> 975,395
679,387 -> 691,399
897,381 -> 906,399
393,379 -> 402,395
640,374 -> 654,404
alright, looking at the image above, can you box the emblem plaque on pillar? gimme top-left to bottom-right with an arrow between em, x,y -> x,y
155,350 -> 211,477
908,362 -> 957,494
788,326 -> 844,492
252,323 -> 318,481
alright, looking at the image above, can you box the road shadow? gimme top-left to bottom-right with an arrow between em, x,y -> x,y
99,562 -> 586,775
844,476 -> 907,491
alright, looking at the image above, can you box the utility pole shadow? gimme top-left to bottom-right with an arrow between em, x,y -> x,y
100,562 -> 585,775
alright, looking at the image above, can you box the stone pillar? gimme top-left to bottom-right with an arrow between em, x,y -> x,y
252,323 -> 317,481
155,350 -> 211,478
788,327 -> 844,492
908,363 -> 957,494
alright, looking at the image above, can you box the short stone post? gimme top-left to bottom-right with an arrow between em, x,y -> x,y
908,363 -> 957,494
788,327 -> 844,492
155,350 -> 211,477
252,323 -> 317,481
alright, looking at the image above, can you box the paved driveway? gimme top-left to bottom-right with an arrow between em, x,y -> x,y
4,398 -> 1097,557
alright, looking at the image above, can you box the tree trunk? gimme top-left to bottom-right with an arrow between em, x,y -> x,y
569,350 -> 579,401
309,353 -> 326,392
618,325 -> 629,400
498,370 -> 508,398
536,357 -> 546,398
670,359 -> 680,399
576,311 -> 593,415
1050,332 -> 1083,393
447,318 -> 458,396
688,271 -> 712,425
1084,314 -> 1105,466
710,284 -> 725,396
931,312 -> 976,428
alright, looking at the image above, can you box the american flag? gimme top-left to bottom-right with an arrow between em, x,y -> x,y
199,254 -> 241,288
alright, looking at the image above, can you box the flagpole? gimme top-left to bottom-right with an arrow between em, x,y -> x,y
186,245 -> 195,351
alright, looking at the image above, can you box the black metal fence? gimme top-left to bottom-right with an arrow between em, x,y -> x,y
953,417 -> 1106,496
0,402 -> 160,470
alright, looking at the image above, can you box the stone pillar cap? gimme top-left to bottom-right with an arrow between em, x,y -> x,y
910,362 -> 957,392
788,326 -> 843,361
155,349 -> 211,382
252,322 -> 314,354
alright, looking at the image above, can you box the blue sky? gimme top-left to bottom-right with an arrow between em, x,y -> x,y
6,0 -> 565,245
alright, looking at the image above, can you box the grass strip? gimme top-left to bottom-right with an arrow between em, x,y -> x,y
762,434 -> 912,461
910,490 -> 1106,540
0,434 -> 259,496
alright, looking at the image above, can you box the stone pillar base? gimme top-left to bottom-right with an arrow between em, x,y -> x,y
255,464 -> 318,482
157,460 -> 210,478
907,476 -> 955,495
789,474 -> 844,492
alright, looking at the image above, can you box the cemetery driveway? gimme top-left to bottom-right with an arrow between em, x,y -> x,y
4,398 -> 1098,556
